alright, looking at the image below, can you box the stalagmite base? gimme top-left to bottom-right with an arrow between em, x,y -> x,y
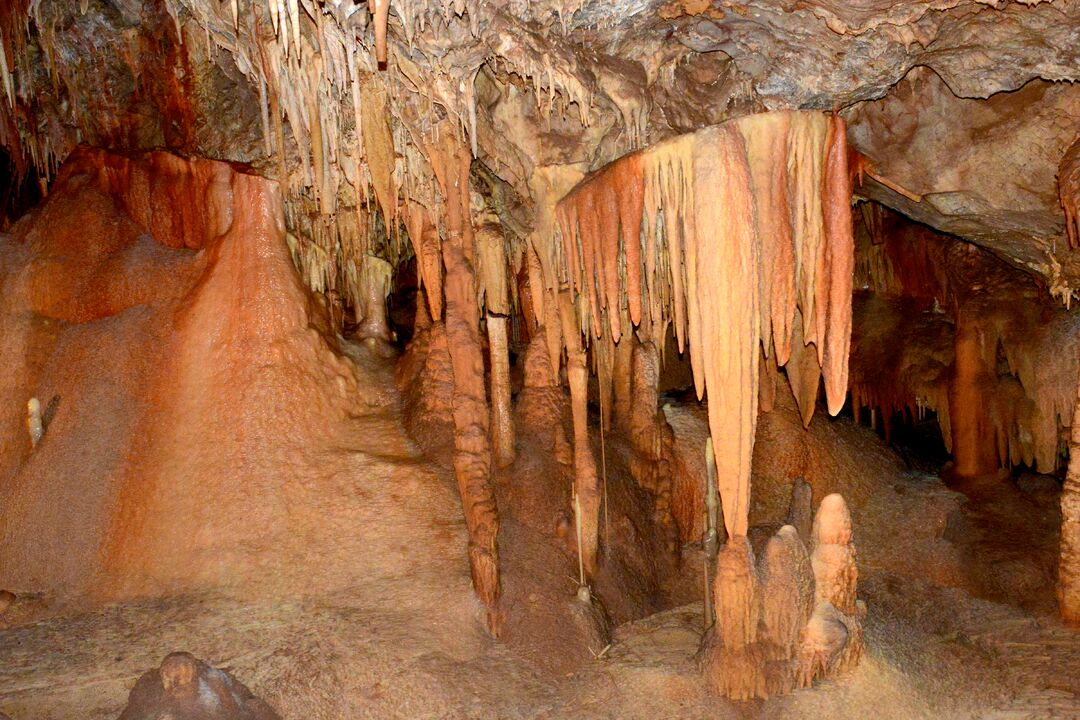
703,494 -> 863,699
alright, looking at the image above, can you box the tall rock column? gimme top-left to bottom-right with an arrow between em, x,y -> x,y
1060,384 -> 1080,623
476,221 -> 516,469
948,305 -> 999,478
559,291 -> 600,578
433,133 -> 501,633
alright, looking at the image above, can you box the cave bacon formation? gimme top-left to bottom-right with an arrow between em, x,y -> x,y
541,110 -> 855,559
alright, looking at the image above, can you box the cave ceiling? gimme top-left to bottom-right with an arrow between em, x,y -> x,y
1,0 -> 1078,297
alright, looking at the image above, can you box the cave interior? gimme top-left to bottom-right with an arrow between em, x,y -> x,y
1,0 -> 1080,717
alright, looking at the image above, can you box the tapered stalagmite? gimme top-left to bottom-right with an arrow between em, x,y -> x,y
801,494 -> 863,685
431,132 -> 501,629
759,525 -> 816,694
811,493 -> 858,615
787,478 -> 813,541
353,255 -> 394,345
704,536 -> 765,700
627,340 -> 676,545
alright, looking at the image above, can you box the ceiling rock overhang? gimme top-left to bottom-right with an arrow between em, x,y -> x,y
1,0 -> 1077,296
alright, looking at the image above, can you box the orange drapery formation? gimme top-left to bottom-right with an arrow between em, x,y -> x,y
542,111 -> 855,542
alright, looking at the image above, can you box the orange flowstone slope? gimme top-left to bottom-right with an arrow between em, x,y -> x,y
0,147 -> 363,600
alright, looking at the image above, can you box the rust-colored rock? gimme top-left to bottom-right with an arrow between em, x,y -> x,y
119,652 -> 280,720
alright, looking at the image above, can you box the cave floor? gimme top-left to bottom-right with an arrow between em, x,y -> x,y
0,353 -> 1078,718
1,542 -> 1078,720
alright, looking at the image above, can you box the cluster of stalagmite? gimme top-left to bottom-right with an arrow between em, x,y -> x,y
538,110 -> 855,571
703,489 -> 862,699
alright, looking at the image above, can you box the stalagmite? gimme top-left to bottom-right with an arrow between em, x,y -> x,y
787,478 -> 813,541
627,341 -> 676,548
516,327 -> 573,468
25,397 -> 42,447
759,525 -> 815,694
810,494 -> 858,615
704,536 -> 765,700
354,255 -> 394,347
700,499 -> 861,700
611,334 -> 634,431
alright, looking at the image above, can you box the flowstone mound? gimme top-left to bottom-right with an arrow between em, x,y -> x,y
0,147 -> 380,601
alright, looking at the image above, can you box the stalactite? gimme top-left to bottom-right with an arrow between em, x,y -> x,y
371,0 -> 390,66
787,113 -> 829,353
759,350 -> 779,413
1058,133 -> 1080,249
821,115 -> 855,415
786,310 -> 822,429
739,112 -> 795,365
541,113 -> 857,698
361,76 -> 398,234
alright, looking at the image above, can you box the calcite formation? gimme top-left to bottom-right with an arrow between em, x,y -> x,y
0,0 -> 1077,709
703,492 -> 862,699
850,205 -> 1080,478
546,110 -> 854,552
0,148 -> 375,599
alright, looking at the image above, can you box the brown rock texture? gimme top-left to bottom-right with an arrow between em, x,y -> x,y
119,652 -> 280,720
